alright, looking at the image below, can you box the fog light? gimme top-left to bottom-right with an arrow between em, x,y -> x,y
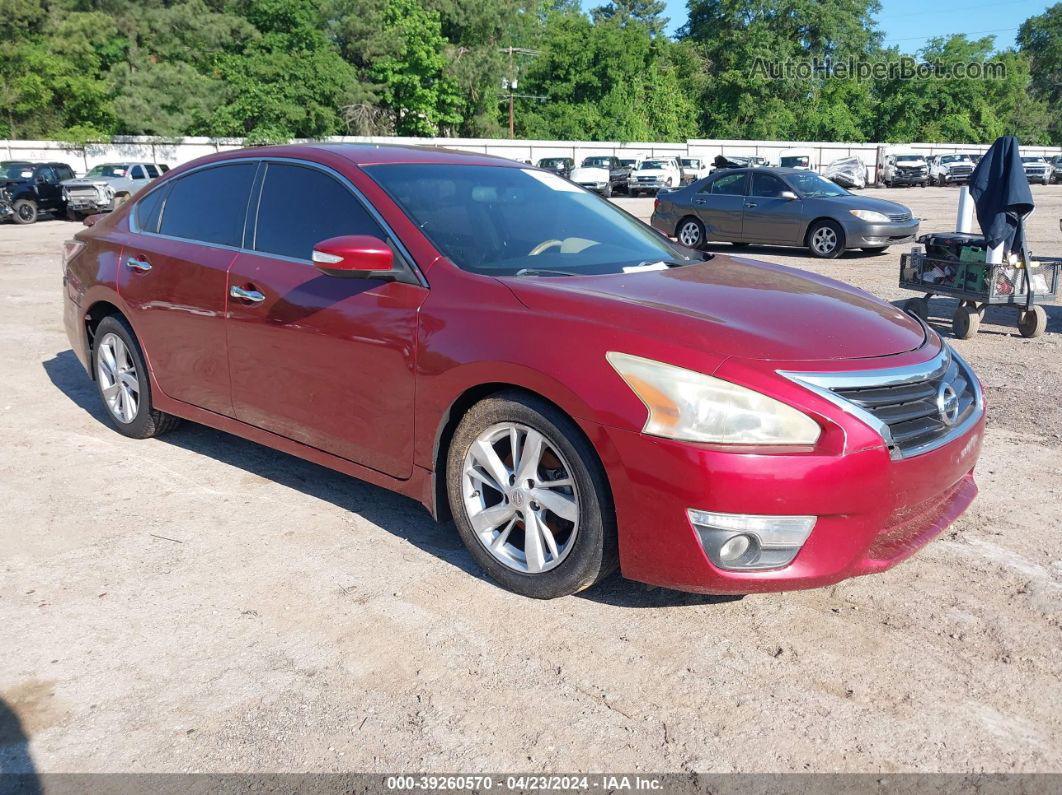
688,509 -> 817,571
719,534 -> 751,562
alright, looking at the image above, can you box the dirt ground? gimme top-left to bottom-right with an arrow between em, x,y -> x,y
1,185 -> 1060,775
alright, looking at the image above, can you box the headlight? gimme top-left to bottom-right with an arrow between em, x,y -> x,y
850,209 -> 890,223
606,352 -> 821,445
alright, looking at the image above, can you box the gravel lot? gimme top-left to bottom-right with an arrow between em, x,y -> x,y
1,186 -> 1060,775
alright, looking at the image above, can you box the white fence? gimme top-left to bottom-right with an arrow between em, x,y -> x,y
3,135 -> 1060,183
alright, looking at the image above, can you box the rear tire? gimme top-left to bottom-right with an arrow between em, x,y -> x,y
1018,305 -> 1047,338
952,302 -> 981,339
12,199 -> 37,224
807,220 -> 845,258
446,391 -> 618,599
92,315 -> 182,439
676,216 -> 705,249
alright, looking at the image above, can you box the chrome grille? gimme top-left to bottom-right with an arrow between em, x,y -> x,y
66,185 -> 99,196
781,346 -> 983,459
950,166 -> 973,176
887,212 -> 912,222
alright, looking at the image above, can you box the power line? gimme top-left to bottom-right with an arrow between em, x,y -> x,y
883,26 -> 1019,44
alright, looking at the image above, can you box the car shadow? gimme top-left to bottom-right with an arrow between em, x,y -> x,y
42,349 -> 732,609
703,242 -> 883,260
890,297 -> 1062,337
0,696 -> 40,794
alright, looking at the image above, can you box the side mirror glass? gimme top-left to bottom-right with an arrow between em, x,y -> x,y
779,190 -> 798,200
312,235 -> 394,278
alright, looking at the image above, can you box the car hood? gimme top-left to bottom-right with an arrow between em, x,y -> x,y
505,256 -> 926,362
633,169 -> 669,177
809,194 -> 911,216
571,167 -> 609,180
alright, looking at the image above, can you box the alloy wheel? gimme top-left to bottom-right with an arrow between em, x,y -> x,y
811,227 -> 838,255
678,221 -> 702,247
461,422 -> 580,574
96,332 -> 140,424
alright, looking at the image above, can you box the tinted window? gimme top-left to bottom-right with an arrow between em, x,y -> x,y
37,166 -> 56,183
135,186 -> 167,234
750,173 -> 789,197
130,166 -> 146,179
709,173 -> 748,196
144,164 -> 160,178
159,163 -> 255,247
253,163 -> 385,261
55,165 -> 75,181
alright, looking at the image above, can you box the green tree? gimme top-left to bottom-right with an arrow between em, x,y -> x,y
1018,3 -> 1062,144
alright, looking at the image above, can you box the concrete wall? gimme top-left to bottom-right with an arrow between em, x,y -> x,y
3,135 -> 1060,182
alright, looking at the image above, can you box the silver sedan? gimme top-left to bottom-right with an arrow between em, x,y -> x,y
651,167 -> 919,258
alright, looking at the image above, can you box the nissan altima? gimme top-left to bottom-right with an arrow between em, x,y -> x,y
62,145 -> 982,599
652,167 -> 920,258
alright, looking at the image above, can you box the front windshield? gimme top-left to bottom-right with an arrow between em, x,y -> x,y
1021,157 -> 1045,163
538,158 -> 567,168
940,155 -> 969,163
780,155 -> 809,167
619,159 -> 636,167
680,159 -> 699,167
581,157 -> 610,168
0,163 -> 35,180
86,164 -> 128,177
787,172 -> 849,198
895,154 -> 925,162
640,160 -> 668,169
367,164 -> 690,277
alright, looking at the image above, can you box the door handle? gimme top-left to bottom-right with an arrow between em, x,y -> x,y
693,198 -> 708,206
126,257 -> 152,272
230,285 -> 265,303
744,202 -> 758,208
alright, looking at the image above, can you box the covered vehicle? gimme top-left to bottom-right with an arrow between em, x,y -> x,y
61,162 -> 166,218
1,161 -> 76,224
652,167 -> 918,258
569,155 -> 626,197
823,157 -> 866,189
628,157 -> 682,196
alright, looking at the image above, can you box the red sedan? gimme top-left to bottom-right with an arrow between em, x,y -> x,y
61,144 -> 985,599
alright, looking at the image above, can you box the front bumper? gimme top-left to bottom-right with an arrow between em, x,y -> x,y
66,196 -> 115,212
890,172 -> 927,185
940,171 -> 973,183
1024,171 -> 1049,183
630,180 -> 669,190
845,218 -> 920,248
587,347 -> 984,594
576,181 -> 608,193
0,200 -> 12,220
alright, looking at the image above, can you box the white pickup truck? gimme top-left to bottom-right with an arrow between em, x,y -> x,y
627,157 -> 682,196
678,157 -> 709,185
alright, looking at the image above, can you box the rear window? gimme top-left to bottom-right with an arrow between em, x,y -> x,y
158,163 -> 256,247
144,164 -> 160,178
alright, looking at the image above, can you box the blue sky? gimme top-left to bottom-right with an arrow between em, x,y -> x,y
658,0 -> 1053,52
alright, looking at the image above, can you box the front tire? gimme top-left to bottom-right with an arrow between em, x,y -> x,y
92,315 -> 181,439
602,183 -> 613,198
446,391 -> 617,599
12,199 -> 37,224
807,220 -> 845,258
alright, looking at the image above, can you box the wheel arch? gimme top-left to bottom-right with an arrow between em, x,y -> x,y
429,381 -> 614,524
82,299 -> 128,379
803,215 -> 845,246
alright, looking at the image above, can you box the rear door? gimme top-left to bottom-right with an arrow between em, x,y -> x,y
741,172 -> 805,244
693,171 -> 748,240
225,160 -> 427,478
117,161 -> 257,416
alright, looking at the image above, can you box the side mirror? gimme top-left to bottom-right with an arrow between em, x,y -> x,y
780,190 -> 798,201
311,235 -> 393,277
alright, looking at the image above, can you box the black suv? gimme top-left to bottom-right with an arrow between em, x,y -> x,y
1,161 -> 76,224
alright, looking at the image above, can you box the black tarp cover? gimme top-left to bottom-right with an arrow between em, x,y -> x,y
967,135 -> 1034,258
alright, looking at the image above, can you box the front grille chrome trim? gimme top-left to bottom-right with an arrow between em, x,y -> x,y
779,345 -> 984,460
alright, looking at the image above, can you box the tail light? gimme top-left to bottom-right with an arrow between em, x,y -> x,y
653,196 -> 660,211
62,240 -> 85,273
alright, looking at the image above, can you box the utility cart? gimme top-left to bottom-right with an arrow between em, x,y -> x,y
899,232 -> 1059,339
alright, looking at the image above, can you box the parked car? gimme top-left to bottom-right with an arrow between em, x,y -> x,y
569,155 -> 627,197
1051,155 -> 1062,183
0,161 -> 76,224
928,154 -> 976,186
652,167 -> 919,258
881,153 -> 928,187
61,162 -> 166,219
536,157 -> 574,179
62,144 -> 983,599
778,149 -> 815,170
1020,156 -> 1053,185
678,157 -> 710,185
627,157 -> 682,196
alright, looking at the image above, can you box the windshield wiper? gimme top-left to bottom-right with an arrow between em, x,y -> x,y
513,268 -> 579,278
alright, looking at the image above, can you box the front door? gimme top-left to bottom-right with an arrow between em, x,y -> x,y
116,161 -> 258,416
694,171 -> 748,240
741,172 -> 805,244
225,161 -> 426,479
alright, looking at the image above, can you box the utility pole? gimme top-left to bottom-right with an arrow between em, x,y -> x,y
498,46 -> 543,139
